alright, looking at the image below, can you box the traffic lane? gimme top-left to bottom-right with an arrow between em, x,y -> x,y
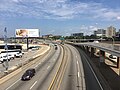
34,46 -> 63,90
4,45 -> 61,90
7,45 -> 61,90
60,44 -> 85,90
0,46 -> 54,90
78,47 -> 103,90
59,44 -> 78,90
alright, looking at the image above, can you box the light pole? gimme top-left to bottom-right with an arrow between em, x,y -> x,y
111,37 -> 115,49
109,37 -> 115,49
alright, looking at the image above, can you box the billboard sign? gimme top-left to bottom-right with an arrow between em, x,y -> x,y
16,29 -> 39,37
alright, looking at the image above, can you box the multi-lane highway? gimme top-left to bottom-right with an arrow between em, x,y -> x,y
0,44 -> 109,90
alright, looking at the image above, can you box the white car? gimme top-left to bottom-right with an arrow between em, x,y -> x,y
93,40 -> 99,43
0,56 -> 4,63
0,55 -> 10,62
0,52 -> 14,60
16,52 -> 22,58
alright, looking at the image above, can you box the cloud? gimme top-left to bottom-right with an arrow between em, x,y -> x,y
0,0 -> 120,21
117,16 -> 120,20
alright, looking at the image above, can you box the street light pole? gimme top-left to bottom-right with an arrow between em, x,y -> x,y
109,37 -> 115,49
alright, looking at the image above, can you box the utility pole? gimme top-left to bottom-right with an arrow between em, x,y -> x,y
3,27 -> 9,70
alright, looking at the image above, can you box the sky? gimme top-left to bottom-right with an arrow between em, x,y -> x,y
0,0 -> 120,37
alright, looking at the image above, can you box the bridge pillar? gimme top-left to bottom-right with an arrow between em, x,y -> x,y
86,46 -> 89,52
116,57 -> 120,76
90,47 -> 95,57
117,57 -> 120,68
99,50 -> 105,66
100,50 -> 105,57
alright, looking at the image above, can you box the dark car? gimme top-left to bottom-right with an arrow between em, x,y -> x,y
21,68 -> 36,80
55,46 -> 57,50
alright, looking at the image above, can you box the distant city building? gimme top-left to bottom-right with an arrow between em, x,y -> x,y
42,34 -> 53,38
71,33 -> 84,37
117,29 -> 120,37
106,26 -> 116,37
94,29 -> 106,37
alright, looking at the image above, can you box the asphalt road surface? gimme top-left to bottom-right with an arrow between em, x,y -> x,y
0,44 -> 108,90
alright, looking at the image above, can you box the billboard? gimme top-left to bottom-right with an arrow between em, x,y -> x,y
16,29 -> 39,37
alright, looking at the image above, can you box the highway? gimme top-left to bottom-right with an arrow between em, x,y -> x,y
0,44 -> 107,90
0,45 -> 63,90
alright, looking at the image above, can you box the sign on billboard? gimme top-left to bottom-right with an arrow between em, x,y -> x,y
16,29 -> 39,37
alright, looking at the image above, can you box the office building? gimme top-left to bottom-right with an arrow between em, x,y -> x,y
106,26 -> 116,37
71,33 -> 84,37
94,29 -> 106,36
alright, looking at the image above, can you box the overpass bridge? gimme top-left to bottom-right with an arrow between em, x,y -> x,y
67,41 -> 120,75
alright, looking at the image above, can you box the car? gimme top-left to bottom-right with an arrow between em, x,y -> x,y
0,55 -> 11,61
16,52 -> 22,58
0,56 -> 4,63
55,46 -> 57,50
21,68 -> 36,81
109,54 -> 116,59
93,40 -> 99,43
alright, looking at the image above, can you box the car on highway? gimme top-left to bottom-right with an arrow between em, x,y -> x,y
21,68 -> 36,81
55,46 -> 57,50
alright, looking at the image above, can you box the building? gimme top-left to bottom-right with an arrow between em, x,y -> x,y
106,26 -> 116,37
116,29 -> 120,37
94,29 -> 106,37
71,33 -> 84,37
42,34 -> 53,38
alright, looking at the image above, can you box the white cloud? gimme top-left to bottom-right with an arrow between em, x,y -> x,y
117,16 -> 120,20
0,0 -> 120,21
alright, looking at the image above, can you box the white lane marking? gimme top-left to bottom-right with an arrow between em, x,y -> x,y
30,81 -> 37,89
47,66 -> 50,69
6,78 -> 20,90
78,72 -> 80,78
34,62 -> 42,68
77,61 -> 78,64
85,57 -> 103,90
35,65 -> 38,68
76,56 -> 77,58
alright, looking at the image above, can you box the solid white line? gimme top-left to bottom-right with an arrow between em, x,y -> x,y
76,56 -> 77,58
6,78 -> 20,90
47,66 -> 50,69
78,72 -> 80,78
30,81 -> 37,89
35,65 -> 38,68
85,57 -> 103,90
77,61 -> 78,64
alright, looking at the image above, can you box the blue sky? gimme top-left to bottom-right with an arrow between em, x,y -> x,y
0,0 -> 120,37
